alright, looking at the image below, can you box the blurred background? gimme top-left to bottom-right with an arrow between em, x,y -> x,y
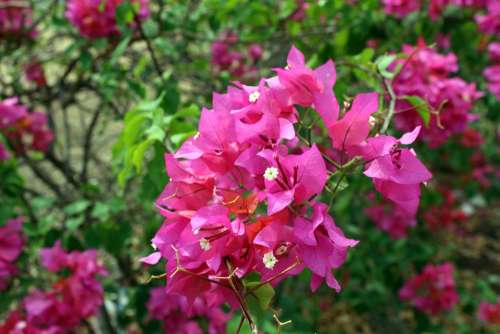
0,0 -> 499,333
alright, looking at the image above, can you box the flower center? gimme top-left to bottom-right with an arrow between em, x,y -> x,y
248,91 -> 260,103
263,167 -> 279,181
263,251 -> 278,269
199,238 -> 211,251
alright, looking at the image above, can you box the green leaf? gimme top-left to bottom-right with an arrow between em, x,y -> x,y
66,216 -> 84,231
245,282 -> 275,310
110,35 -> 131,64
376,54 -> 397,79
132,139 -> 154,172
64,200 -> 91,215
403,95 -> 430,126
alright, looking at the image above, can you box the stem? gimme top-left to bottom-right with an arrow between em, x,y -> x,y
225,259 -> 257,334
381,78 -> 396,133
134,16 -> 165,83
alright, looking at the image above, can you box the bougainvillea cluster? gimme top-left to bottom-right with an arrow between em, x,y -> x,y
0,217 -> 24,291
478,301 -> 500,325
24,61 -> 46,88
0,0 -> 37,39
0,97 -> 53,157
365,199 -> 417,239
211,31 -> 263,79
423,188 -> 468,232
391,41 -> 482,147
382,0 -> 486,19
483,43 -> 500,100
0,241 -> 106,333
66,0 -> 150,39
399,262 -> 459,315
147,287 -> 229,334
141,46 -> 431,328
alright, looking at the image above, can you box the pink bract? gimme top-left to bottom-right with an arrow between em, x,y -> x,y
66,0 -> 150,39
399,262 -> 459,315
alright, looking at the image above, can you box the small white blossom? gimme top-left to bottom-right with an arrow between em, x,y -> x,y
248,91 -> 260,103
193,132 -> 200,140
263,251 -> 278,269
199,238 -> 211,251
263,167 -> 279,181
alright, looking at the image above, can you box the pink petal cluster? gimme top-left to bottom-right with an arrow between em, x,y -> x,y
392,43 -> 482,147
289,0 -> 310,21
365,199 -> 416,239
147,287 -> 229,334
0,97 -> 54,156
381,0 -> 420,18
24,61 -> 47,88
211,32 -> 263,79
0,0 -> 36,39
476,1 -> 500,35
0,241 -> 107,333
66,0 -> 150,39
423,188 -> 467,231
142,46 -> 360,312
0,141 -> 10,161
0,217 -> 24,291
142,45 -> 432,313
382,0 -> 486,19
399,262 -> 459,315
484,42 -> 500,100
478,301 -> 500,325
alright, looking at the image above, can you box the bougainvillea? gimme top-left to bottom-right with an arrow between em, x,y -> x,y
366,200 -> 417,239
0,0 -> 36,39
391,41 -> 482,147
211,31 -> 262,79
478,301 -> 500,325
399,262 -> 459,315
476,1 -> 500,35
24,61 -> 46,88
0,97 -> 53,156
0,241 -> 106,333
423,188 -> 467,231
147,287 -> 229,334
66,0 -> 150,39
0,217 -> 24,291
141,45 -> 433,330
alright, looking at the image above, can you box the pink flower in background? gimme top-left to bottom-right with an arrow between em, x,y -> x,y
66,0 -> 150,39
366,200 -> 416,238
460,128 -> 484,147
381,0 -> 420,18
0,141 -> 10,160
478,301 -> 500,325
423,188 -> 467,231
0,97 -> 54,156
211,32 -> 262,79
484,42 -> 500,100
248,43 -> 263,61
0,217 -> 24,291
0,0 -> 37,39
476,1 -> 500,35
147,287 -> 229,334
289,0 -> 310,21
24,61 -> 47,87
0,241 -> 107,333
392,43 -> 482,147
399,262 -> 459,315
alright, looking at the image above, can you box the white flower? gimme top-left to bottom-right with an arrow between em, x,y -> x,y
263,251 -> 277,269
199,238 -> 211,251
263,167 -> 279,181
248,91 -> 260,103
